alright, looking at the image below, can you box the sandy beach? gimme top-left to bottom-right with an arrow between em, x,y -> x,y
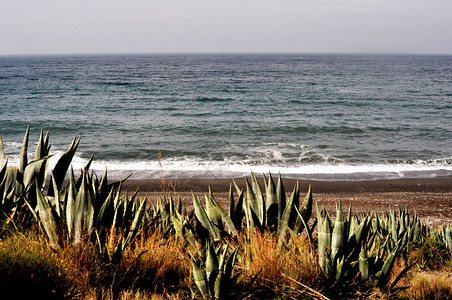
122,176 -> 452,228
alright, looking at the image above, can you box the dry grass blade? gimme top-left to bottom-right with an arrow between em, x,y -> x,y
281,273 -> 330,300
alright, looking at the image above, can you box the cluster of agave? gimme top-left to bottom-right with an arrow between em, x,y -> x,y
191,172 -> 313,243
1,127 -> 451,299
0,127 -> 147,264
314,200 -> 452,296
190,242 -> 260,299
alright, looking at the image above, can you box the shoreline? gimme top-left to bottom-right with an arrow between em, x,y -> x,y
122,176 -> 452,194
122,176 -> 452,228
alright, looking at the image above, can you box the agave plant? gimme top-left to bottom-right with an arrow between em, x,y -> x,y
0,127 -> 147,260
316,201 -> 372,284
191,242 -> 259,299
0,127 -> 72,228
441,224 -> 452,251
191,172 -> 313,245
32,166 -> 147,257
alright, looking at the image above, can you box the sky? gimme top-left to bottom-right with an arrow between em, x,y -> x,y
1,0 -> 451,55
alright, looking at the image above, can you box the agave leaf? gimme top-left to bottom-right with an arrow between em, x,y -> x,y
318,211 -> 332,272
65,168 -> 76,238
206,243 -> 219,294
3,166 -> 18,196
223,247 -> 239,282
300,185 -> 312,223
295,206 -> 313,243
97,187 -> 115,228
34,129 -> 50,160
84,175 -> 95,234
206,190 -> 224,232
35,180 -> 59,250
375,243 -> 400,286
192,192 -> 220,240
124,199 -> 146,247
23,156 -> 51,190
278,184 -> 297,242
210,192 -> 238,235
359,246 -> 369,280
295,185 -> 312,232
245,177 -> 261,227
251,172 -> 265,226
51,173 -> 61,217
334,256 -> 345,284
19,125 -> 30,175
265,172 -> 278,230
171,215 -> 185,239
192,257 -> 208,298
232,178 -> 241,195
228,184 -> 235,220
49,136 -> 80,196
218,243 -> 230,272
0,159 -> 6,184
231,188 -> 244,231
214,271 -> 223,299
74,171 -> 88,243
276,173 -> 286,228
331,202 -> 345,260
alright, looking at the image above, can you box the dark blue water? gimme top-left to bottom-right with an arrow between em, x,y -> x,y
1,54 -> 451,180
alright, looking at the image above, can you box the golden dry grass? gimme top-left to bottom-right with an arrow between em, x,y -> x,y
401,271 -> 452,299
239,230 -> 324,298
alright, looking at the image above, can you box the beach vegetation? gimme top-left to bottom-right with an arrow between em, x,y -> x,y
0,127 -> 451,299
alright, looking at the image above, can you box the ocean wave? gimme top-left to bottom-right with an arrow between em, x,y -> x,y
2,146 -> 451,181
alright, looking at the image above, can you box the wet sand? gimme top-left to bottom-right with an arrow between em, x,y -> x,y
122,176 -> 452,228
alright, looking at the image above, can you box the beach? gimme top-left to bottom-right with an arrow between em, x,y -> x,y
122,176 -> 452,228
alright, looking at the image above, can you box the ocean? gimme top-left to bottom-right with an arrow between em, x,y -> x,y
0,54 -> 451,181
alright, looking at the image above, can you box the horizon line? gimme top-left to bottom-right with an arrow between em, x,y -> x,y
1,51 -> 452,57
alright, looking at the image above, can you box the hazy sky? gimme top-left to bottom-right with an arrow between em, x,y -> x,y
1,0 -> 451,55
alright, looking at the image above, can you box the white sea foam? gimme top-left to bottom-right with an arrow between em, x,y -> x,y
45,153 -> 452,181
3,149 -> 451,181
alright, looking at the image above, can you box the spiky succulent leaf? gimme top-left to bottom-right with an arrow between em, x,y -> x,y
192,192 -> 220,240
331,202 -> 345,260
123,199 -> 146,247
210,192 -> 238,235
278,184 -> 297,242
245,176 -> 263,227
49,136 -> 80,196
205,191 -> 224,232
65,168 -> 76,237
192,257 -> 208,298
359,246 -> 369,280
295,185 -> 312,232
51,173 -> 61,217
35,180 -> 59,250
276,173 -> 286,225
206,243 -> 219,294
318,210 -> 332,272
18,125 -> 30,175
229,184 -> 244,231
265,173 -> 278,230
23,156 -> 50,190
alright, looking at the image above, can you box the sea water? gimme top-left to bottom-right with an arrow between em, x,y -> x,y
0,54 -> 451,180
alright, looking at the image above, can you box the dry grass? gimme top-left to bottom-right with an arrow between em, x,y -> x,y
401,271 -> 452,299
119,232 -> 191,294
240,230 -> 323,298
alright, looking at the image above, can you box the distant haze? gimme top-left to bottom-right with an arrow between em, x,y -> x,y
1,0 -> 451,55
